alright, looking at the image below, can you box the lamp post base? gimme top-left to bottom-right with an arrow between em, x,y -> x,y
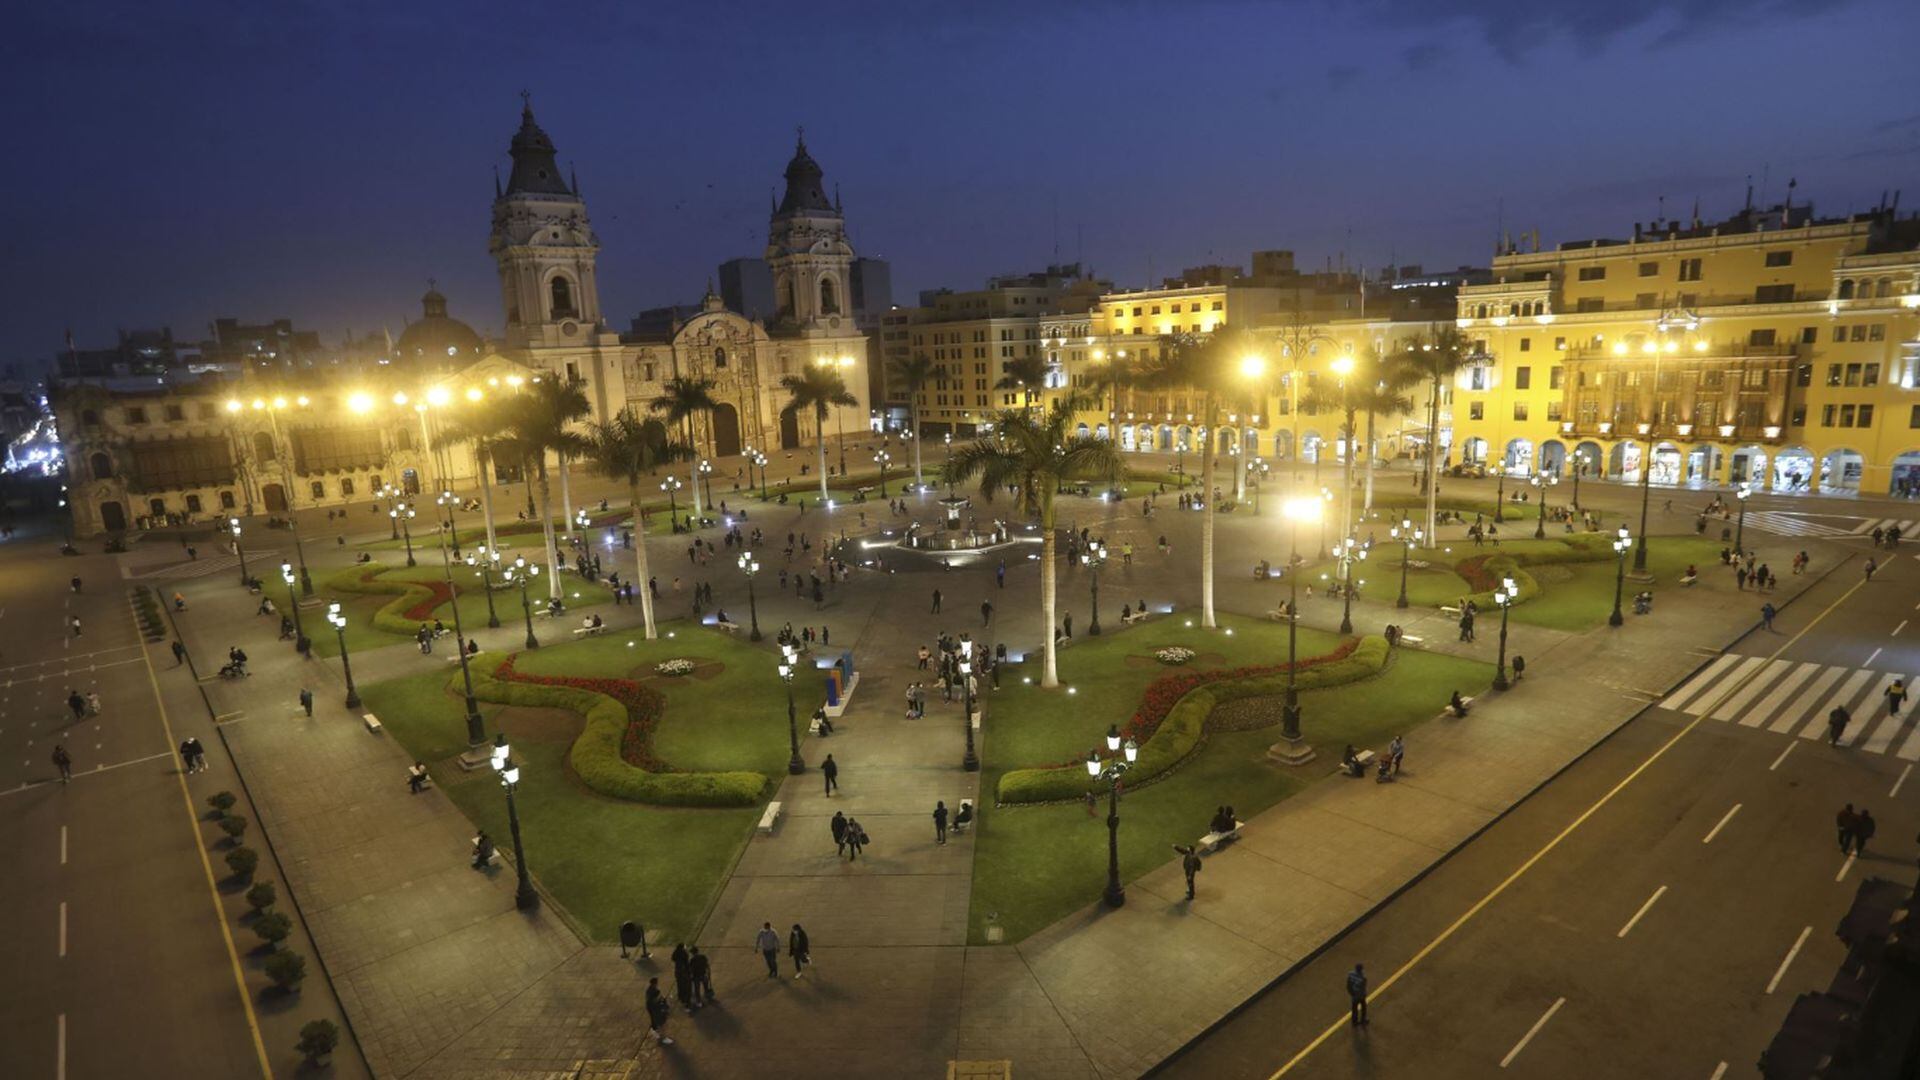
344,690 -> 362,710
1266,734 -> 1316,766
1102,882 -> 1126,908
1608,609 -> 1624,628
1493,671 -> 1510,691
514,880 -> 540,911
1396,596 -> 1409,609
457,747 -> 496,771
787,754 -> 805,775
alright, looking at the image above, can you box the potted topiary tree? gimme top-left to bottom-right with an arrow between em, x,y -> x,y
264,950 -> 306,993
207,791 -> 237,819
218,814 -> 249,843
298,1019 -> 340,1068
225,846 -> 259,883
245,881 -> 277,914
252,911 -> 292,951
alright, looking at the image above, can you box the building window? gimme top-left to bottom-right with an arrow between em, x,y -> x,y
1576,298 -> 1604,313
219,490 -> 236,509
1796,363 -> 1812,387
1549,366 -> 1563,389
1547,401 -> 1563,421
549,276 -> 577,319
1764,250 -> 1793,267
819,276 -> 839,315
184,494 -> 202,514
1870,324 -> 1886,341
1513,402 -> 1528,421
1519,338 -> 1532,352
1211,301 -> 1223,311
1469,401 -> 1485,420
310,481 -> 326,499
714,347 -> 727,369
1514,366 -> 1531,389
1638,261 -> 1659,277
1822,404 -> 1836,427
1790,405 -> 1806,427
1678,258 -> 1703,282
1635,293 -> 1657,309
1754,284 -> 1794,303
1911,404 -> 1920,428
340,478 -> 355,497
165,404 -> 186,422
124,407 -> 148,425
1577,266 -> 1606,281
1800,326 -> 1818,344
1850,325 -> 1868,342
1469,367 -> 1487,391
1132,307 -> 1142,316
1554,337 -> 1566,351
1845,363 -> 1862,387
1858,404 -> 1874,427
89,452 -> 113,480
1840,404 -> 1856,427
1826,364 -> 1842,386
1748,329 -> 1776,347
1865,363 -> 1881,387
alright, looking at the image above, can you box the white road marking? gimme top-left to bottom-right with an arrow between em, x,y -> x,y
1865,647 -> 1883,667
1742,662 -> 1820,728
1895,620 -> 1909,636
1709,1063 -> 1727,1080
58,900 -> 66,957
1660,654 -> 1739,712
1500,997 -> 1566,1068
1893,764 -> 1914,798
57,1013 -> 65,1080
1836,852 -> 1857,882
1703,804 -> 1741,844
1767,927 -> 1813,994
1618,886 -> 1667,938
1685,657 -> 1768,715
0,751 -> 174,799
60,824 -> 67,865
1770,742 -> 1796,771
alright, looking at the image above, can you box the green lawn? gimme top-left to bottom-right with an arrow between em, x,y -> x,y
358,623 -> 803,941
308,563 -> 615,657
970,615 -> 1494,943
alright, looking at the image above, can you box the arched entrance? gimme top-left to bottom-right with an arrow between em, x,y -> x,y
1304,432 -> 1325,463
1730,445 -> 1769,488
710,402 -> 742,458
1891,450 -> 1920,497
1273,431 -> 1293,459
400,469 -> 420,495
1685,444 -> 1721,485
262,483 -> 289,513
99,501 -> 126,532
1156,425 -> 1171,450
779,408 -> 801,450
1119,425 -> 1136,451
1610,441 -> 1642,482
1176,426 -> 1193,452
1649,442 -> 1683,485
1820,448 -> 1864,492
1460,436 -> 1488,465
1573,441 -> 1604,479
1538,440 -> 1566,475
1075,422 -> 1090,439
1502,438 -> 1533,475
1095,423 -> 1109,441
1773,447 -> 1813,491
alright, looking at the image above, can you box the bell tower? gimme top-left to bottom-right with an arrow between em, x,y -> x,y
764,131 -> 855,333
489,95 -> 605,349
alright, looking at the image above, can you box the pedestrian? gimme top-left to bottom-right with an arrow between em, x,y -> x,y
934,800 -> 949,845
299,688 -> 314,717
178,738 -> 197,773
645,977 -> 674,1046
981,599 -> 993,627
1736,565 -> 1748,590
831,810 -> 849,855
996,560 -> 1006,589
190,736 -> 208,772
690,946 -> 715,1004
171,640 -> 187,666
917,645 -> 930,670
844,818 -> 866,860
1063,612 -> 1073,640
52,744 -> 73,783
1887,678 -> 1908,715
1388,735 -> 1405,775
1347,963 -> 1370,1026
1853,808 -> 1876,855
1866,558 -> 1878,581
68,690 -> 86,720
1828,706 -> 1851,745
472,830 -> 495,868
1173,843 -> 1201,900
671,943 -> 694,1012
822,753 -> 839,796
1458,611 -> 1473,642
1760,603 -> 1776,631
70,615 -> 81,637
931,588 -> 942,614
756,922 -> 781,977
1511,655 -> 1525,681
1837,804 -> 1858,853
789,923 -> 811,978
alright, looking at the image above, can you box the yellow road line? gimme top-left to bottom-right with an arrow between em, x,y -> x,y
134,612 -> 274,1079
1268,574 -> 1866,1078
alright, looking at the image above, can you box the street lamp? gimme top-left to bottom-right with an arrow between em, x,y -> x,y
280,561 -> 309,654
1390,518 -> 1423,609
1609,525 -> 1632,627
438,535 -> 486,746
1331,536 -> 1366,635
379,483 -> 400,540
1491,575 -> 1520,689
1734,482 -> 1751,552
1317,486 -> 1333,559
1571,451 -> 1588,512
1251,457 -> 1270,516
778,644 -> 805,775
739,552 -> 763,641
873,448 -> 892,497
1530,470 -> 1558,539
326,602 -> 361,710
751,449 -> 769,501
961,639 -> 980,771
943,432 -> 954,498
505,555 -> 541,648
229,517 -> 249,588
1633,439 -> 1653,571
231,394 -> 313,594
660,475 -> 682,522
392,500 -> 417,567
466,545 -> 503,628
489,734 -> 540,911
1272,496 -> 1320,764
437,490 -> 462,559
698,459 -> 714,512
1082,541 -> 1107,636
1085,729 -> 1138,908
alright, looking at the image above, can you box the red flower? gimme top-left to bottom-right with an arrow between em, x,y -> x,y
493,653 -> 673,771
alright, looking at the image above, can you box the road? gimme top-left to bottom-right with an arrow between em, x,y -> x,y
1158,549 -> 1919,1079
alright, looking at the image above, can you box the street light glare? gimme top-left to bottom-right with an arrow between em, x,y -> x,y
348,392 -> 374,414
1239,356 -> 1266,379
1282,496 -> 1322,523
1330,355 -> 1354,377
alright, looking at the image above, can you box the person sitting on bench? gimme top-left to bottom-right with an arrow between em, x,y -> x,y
1383,624 -> 1401,647
1208,806 -> 1232,834
813,705 -> 834,735
587,613 -> 604,629
1449,691 -> 1470,718
1120,604 -> 1131,623
1342,744 -> 1366,777
952,801 -> 974,832
433,618 -> 448,637
465,638 -> 479,656
407,761 -> 429,794
471,831 -> 495,869
1679,565 -> 1698,586
712,609 -> 730,627
258,597 -> 277,616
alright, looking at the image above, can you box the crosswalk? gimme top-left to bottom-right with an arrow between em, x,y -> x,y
1659,653 -> 1920,759
1739,511 -> 1871,539
126,550 -> 281,581
1846,515 -> 1920,537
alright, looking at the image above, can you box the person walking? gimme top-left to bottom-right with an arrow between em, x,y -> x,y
1458,610 -> 1473,642
645,977 -> 674,1046
996,560 -> 1006,589
1760,602 -> 1776,631
298,688 -> 315,717
1852,808 -> 1876,856
178,738 -> 197,774
931,588 -> 942,614
1887,678 -> 1908,716
1347,963 -> 1370,1027
933,800 -> 949,845
1828,706 -> 1851,745
171,640 -> 187,666
844,818 -> 866,860
1865,557 -> 1878,581
1388,735 -> 1405,776
187,736 -> 208,773
756,922 -> 781,978
671,943 -> 694,1013
689,945 -> 714,1004
67,690 -> 86,721
1511,655 -> 1525,681
831,810 -> 849,856
1735,565 -> 1748,590
51,745 -> 73,783
789,923 -> 811,978
822,753 -> 839,796
981,600 -> 993,628
1173,843 -> 1202,900
1837,804 -> 1859,853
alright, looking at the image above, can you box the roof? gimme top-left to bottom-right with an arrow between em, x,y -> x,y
503,99 -> 573,198
776,135 -> 838,218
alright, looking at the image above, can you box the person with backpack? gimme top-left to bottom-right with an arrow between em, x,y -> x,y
788,923 -> 811,979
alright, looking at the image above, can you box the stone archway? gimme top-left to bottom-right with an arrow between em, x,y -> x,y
1502,438 -> 1533,475
1538,439 -> 1566,475
262,483 -> 289,513
779,408 -> 801,450
1891,450 -> 1920,498
1649,442 -> 1683,485
1573,441 -> 1604,479
1772,446 -> 1813,491
99,500 -> 127,532
711,402 -> 742,458
1820,447 -> 1864,492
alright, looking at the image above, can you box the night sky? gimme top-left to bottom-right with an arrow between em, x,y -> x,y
6,0 -> 1916,366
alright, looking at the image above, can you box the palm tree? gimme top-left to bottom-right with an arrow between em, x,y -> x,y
945,393 -> 1125,688
780,365 -> 857,503
648,376 -> 719,520
1140,326 -> 1263,628
440,398 -> 515,554
887,354 -> 937,490
500,374 -> 591,603
994,354 -> 1051,413
1353,345 -> 1419,512
580,409 -> 691,639
1393,326 -> 1474,543
1089,351 -> 1139,440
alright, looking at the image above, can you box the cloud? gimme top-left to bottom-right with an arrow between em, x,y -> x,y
1353,0 -> 1865,61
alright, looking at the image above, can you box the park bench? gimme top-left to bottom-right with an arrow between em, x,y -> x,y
571,624 -> 608,638
1396,634 -> 1425,647
362,712 -> 383,734
1344,748 -> 1377,777
951,798 -> 975,834
1439,604 -> 1463,618
1197,819 -> 1245,853
446,649 -> 483,664
1266,606 -> 1296,622
1439,695 -> 1475,720
713,619 -> 740,634
1679,572 -> 1699,587
471,836 -> 501,866
757,801 -> 783,835
1120,609 -> 1149,626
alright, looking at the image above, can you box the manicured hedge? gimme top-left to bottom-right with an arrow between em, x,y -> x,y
466,659 -> 767,807
324,562 -> 452,635
996,635 -> 1391,804
1451,538 -> 1611,610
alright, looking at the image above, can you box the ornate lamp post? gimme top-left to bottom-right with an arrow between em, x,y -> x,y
1331,536 -> 1367,635
1633,434 -> 1654,572
437,489 -> 462,559
943,433 -> 954,498
960,639 -> 980,771
1084,729 -> 1138,908
1390,517 -> 1423,609
1250,458 -> 1270,516
466,545 -> 502,629
698,459 -> 715,513
326,602 -> 361,710
873,448 -> 892,497
1317,486 -> 1333,559
1609,525 -> 1633,628
739,552 -> 763,641
392,500 -> 417,567
751,449 -> 769,501
1571,451 -> 1588,513
1734,482 -> 1751,552
505,555 -> 541,648
1530,470 -> 1558,539
1082,540 -> 1107,635
1491,575 -> 1520,689
778,643 -> 805,775
229,517 -> 249,588
660,475 -> 682,522
1271,496 -> 1320,764
437,533 -> 486,746
379,483 -> 400,540
280,561 -> 309,654
489,734 -> 540,911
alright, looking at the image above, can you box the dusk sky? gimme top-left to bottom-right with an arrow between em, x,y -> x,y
6,0 -> 1916,366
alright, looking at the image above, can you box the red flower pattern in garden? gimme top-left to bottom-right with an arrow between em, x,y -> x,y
401,581 -> 454,621
1455,554 -> 1502,594
493,654 -> 671,771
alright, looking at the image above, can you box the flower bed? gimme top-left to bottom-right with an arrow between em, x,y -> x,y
325,562 -> 455,635
1154,646 -> 1196,666
655,659 -> 695,677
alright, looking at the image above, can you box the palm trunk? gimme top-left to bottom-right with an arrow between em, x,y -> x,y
477,445 -> 499,554
629,476 -> 657,639
559,455 -> 574,536
535,454 -> 562,601
1040,493 -> 1059,688
1200,393 -> 1219,628
686,419 -> 703,520
815,412 -> 829,502
1424,373 -> 1440,546
1363,408 -> 1377,512
910,402 -> 924,490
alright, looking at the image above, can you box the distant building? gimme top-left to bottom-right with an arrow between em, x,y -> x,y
850,258 -> 892,320
717,258 -> 775,321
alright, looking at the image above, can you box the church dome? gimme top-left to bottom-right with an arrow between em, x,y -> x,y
395,285 -> 483,365
776,133 -> 838,217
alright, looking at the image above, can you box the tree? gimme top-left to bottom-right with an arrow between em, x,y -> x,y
993,354 -> 1050,413
887,354 -> 937,490
779,366 -> 858,503
1392,326 -> 1474,543
500,374 -> 592,602
1140,326 -> 1264,628
580,410 -> 691,639
647,376 -> 720,519
1353,345 -> 1419,512
439,396 -> 515,554
1088,351 -> 1139,430
945,393 -> 1126,688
